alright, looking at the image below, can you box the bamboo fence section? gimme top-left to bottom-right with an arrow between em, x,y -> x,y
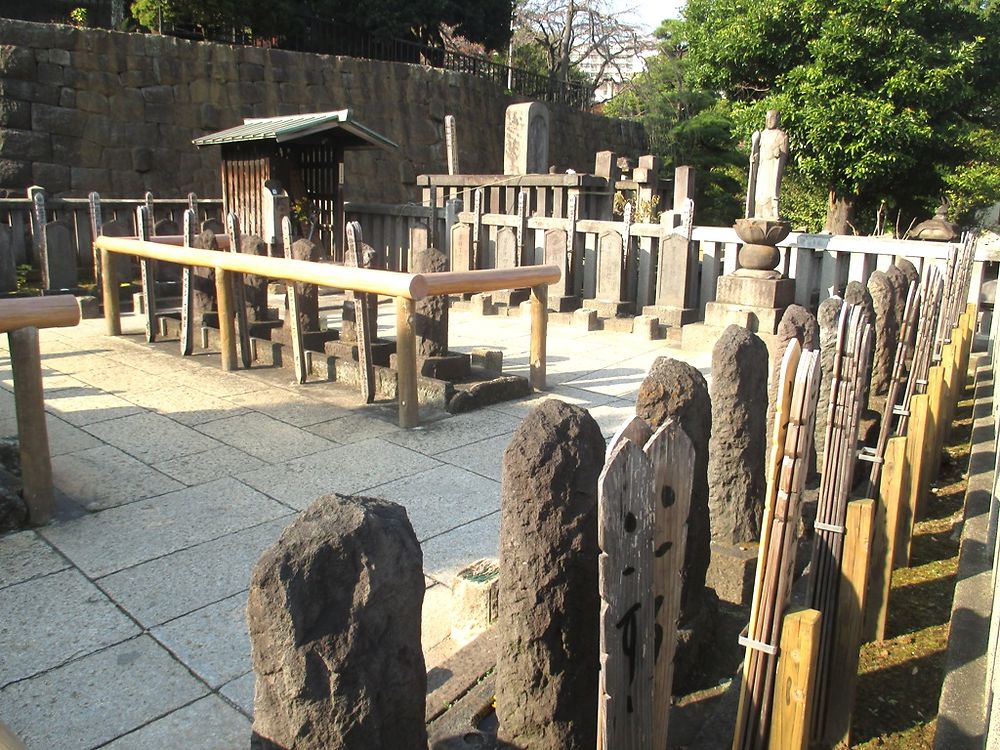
807,303 -> 873,745
733,341 -> 822,750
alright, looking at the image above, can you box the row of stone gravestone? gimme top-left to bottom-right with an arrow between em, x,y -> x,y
241,257 -> 921,749
245,354 -> 717,749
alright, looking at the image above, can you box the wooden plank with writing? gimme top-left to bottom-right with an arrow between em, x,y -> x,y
179,209 -> 195,356
281,217 -> 307,384
598,433 -> 655,750
346,221 -> 376,403
226,213 -> 252,368
135,205 -> 157,343
642,419 -> 694,750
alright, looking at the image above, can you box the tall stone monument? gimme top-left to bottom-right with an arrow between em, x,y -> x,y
702,110 -> 794,335
503,102 -> 550,175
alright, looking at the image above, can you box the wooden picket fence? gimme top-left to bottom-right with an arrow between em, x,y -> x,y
741,305 -> 977,750
596,415 -> 694,749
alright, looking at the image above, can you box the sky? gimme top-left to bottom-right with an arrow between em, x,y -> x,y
623,0 -> 685,33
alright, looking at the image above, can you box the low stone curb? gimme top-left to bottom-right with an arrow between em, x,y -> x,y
933,353 -> 996,749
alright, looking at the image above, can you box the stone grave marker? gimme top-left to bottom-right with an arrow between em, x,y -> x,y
867,270 -> 898,407
43,221 -> 76,290
895,257 -> 919,289
708,325 -> 769,544
191,229 -> 217,326
767,304 -> 820,441
413,245 -> 449,357
815,296 -> 844,473
153,217 -> 181,283
248,493 -> 426,750
496,399 -> 605,750
596,230 -> 626,305
0,224 -> 16,293
503,102 -> 550,175
885,263 -> 908,330
241,234 -> 270,320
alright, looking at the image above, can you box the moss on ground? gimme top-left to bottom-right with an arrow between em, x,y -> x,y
850,387 -> 973,749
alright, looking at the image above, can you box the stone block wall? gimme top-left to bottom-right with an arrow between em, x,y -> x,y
0,19 -> 647,203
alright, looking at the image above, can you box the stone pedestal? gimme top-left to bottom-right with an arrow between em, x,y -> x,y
703,274 -> 795,335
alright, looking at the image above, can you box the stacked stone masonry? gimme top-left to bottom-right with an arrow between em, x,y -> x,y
0,19 -> 646,202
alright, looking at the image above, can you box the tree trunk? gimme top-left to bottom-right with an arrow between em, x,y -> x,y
557,0 -> 575,84
824,190 -> 856,235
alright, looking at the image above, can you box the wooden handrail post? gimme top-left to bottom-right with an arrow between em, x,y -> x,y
529,283 -> 547,390
9,327 -> 53,525
768,608 -> 821,750
396,296 -> 419,428
820,498 -> 876,748
215,268 -> 238,372
918,365 -> 946,520
101,249 -> 121,336
869,436 -> 911,640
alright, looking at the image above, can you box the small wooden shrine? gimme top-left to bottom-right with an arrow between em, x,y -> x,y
193,109 -> 397,258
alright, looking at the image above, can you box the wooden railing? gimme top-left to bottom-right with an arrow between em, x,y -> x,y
94,234 -> 559,427
0,295 -> 81,525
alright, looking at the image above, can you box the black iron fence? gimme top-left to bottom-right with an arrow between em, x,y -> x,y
3,5 -> 592,110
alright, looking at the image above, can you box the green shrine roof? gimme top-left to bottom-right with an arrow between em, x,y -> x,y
192,109 -> 398,150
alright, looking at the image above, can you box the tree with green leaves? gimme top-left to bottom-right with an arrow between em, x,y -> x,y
684,0 -> 1000,233
605,20 -> 744,226
131,0 -> 514,52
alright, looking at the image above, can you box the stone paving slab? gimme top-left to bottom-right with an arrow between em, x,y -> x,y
122,385 -> 249,426
195,411 -> 335,463
83,411 -> 225,464
436,434 -> 512,482
304,410 -> 401,444
152,444 -> 268,487
382,407 -> 523,456
41,477 -> 291,578
0,568 -> 140,686
238,438 -> 442,509
0,635 -> 208,750
43,386 -> 145,426
52,444 -> 185,511
422,511 -> 501,584
369,462 -> 500,542
0,531 -> 68,589
102,694 -> 251,750
152,592 -> 250,689
98,517 -> 291,628
226,387 -> 351,427
0,412 -> 103,456
220,672 -> 255,717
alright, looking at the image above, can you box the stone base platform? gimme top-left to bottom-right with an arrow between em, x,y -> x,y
705,541 -> 758,606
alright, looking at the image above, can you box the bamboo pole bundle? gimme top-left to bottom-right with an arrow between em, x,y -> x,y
732,342 -> 822,750
863,281 -> 918,497
897,267 -> 944,435
807,304 -> 874,743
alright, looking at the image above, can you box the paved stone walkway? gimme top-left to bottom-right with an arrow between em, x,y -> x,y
0,303 -> 709,749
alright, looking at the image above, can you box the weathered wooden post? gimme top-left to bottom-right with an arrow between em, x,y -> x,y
818,498 -> 876,748
135,205 -> 157,343
215,267 -> 238,372
867,436 -> 910,641
396,296 -> 418,428
9,326 -> 53,525
101,248 -> 121,336
529,283 -> 547,390
226,213 -> 252,368
281,216 -> 307,384
767,608 -> 822,750
346,221 -> 376,403
180,209 -> 196,356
